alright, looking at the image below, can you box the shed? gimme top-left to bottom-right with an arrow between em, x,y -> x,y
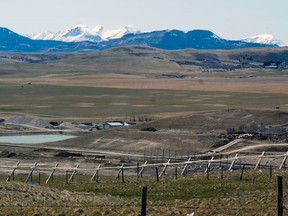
106,122 -> 124,127
96,122 -> 124,130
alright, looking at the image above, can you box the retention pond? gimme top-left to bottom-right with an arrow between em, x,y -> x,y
0,135 -> 76,144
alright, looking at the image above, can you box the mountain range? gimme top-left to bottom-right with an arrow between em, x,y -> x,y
27,25 -> 140,42
28,25 -> 287,47
0,25 -> 286,52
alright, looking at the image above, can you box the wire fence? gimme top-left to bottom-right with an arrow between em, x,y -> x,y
1,157 -> 287,215
1,150 -> 288,184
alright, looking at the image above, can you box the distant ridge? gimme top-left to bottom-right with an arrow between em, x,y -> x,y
27,24 -> 286,47
105,29 -> 267,50
0,27 -> 68,52
0,26 -> 276,52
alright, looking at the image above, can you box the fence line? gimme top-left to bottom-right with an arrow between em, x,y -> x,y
1,151 -> 288,183
1,152 -> 288,172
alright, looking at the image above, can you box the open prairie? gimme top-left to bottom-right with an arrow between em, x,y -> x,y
0,46 -> 288,151
0,46 -> 288,120
0,46 -> 287,155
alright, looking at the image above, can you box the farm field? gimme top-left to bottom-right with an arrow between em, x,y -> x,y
0,84 -> 287,121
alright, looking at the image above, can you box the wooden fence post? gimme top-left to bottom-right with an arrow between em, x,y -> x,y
181,157 -> 191,175
68,164 -> 80,183
137,161 -> 147,179
155,167 -> 159,182
91,165 -> 101,182
279,152 -> 288,169
38,173 -> 41,185
46,163 -> 59,184
278,176 -> 283,216
221,166 -> 224,180
175,166 -> 178,180
141,186 -> 148,216
136,163 -> 139,181
116,164 -> 124,180
25,162 -> 38,183
206,163 -> 210,180
6,161 -> 20,182
229,153 -> 239,171
66,170 -> 69,184
121,166 -> 124,183
159,159 -> 171,178
205,156 -> 214,173
240,164 -> 245,181
255,152 -> 265,170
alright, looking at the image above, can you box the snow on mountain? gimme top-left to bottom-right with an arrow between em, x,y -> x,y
101,25 -> 140,40
27,24 -> 102,42
1,26 -> 273,52
27,25 -> 286,47
242,34 -> 287,47
27,25 -> 140,43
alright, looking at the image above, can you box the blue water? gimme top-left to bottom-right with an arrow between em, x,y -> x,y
0,135 -> 76,144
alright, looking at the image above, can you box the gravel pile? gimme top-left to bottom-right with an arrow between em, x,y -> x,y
5,116 -> 53,128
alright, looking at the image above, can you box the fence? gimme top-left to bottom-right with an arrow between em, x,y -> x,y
1,151 -> 288,184
1,153 -> 287,216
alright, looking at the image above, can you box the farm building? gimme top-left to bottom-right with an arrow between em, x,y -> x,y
106,122 -> 124,127
96,121 -> 125,130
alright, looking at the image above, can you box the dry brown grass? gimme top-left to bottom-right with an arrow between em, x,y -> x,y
1,46 -> 288,95
2,73 -> 288,94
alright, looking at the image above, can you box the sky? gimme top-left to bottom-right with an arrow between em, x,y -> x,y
1,0 -> 287,43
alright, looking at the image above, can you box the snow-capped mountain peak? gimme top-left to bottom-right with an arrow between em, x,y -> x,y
27,24 -> 141,43
102,25 -> 140,40
27,31 -> 55,40
26,25 -> 286,47
243,34 -> 287,47
92,25 -> 104,33
62,25 -> 90,37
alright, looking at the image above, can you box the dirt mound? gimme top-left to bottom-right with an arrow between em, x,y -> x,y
54,151 -> 83,158
5,116 -> 53,128
141,127 -> 158,132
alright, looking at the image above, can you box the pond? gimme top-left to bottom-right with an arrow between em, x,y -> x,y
0,135 -> 77,144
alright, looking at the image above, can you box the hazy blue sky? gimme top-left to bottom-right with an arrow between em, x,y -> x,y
1,0 -> 287,42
